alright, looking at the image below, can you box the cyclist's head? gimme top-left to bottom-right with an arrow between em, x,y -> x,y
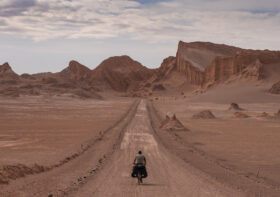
138,150 -> 142,154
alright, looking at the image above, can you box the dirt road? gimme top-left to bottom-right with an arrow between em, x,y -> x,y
0,100 -> 139,197
68,100 -> 243,197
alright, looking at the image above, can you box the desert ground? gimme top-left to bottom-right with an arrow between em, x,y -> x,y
152,83 -> 280,197
1,41 -> 280,197
0,86 -> 279,197
0,96 -> 134,167
1,97 -> 245,197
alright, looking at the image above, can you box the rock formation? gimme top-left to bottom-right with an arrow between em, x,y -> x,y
269,81 -> 280,94
160,114 -> 188,131
159,41 -> 280,89
0,63 -> 18,76
0,63 -> 20,97
229,103 -> 244,111
152,84 -> 165,91
0,62 -> 19,82
175,41 -> 240,85
176,41 -> 240,70
192,110 -> 216,119
157,56 -> 177,79
1,40 -> 280,98
257,112 -> 274,119
234,112 -> 250,118
203,50 -> 280,86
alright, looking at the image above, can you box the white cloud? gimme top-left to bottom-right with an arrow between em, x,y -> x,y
0,0 -> 279,49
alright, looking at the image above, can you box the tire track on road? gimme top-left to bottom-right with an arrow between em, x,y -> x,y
0,99 -> 140,197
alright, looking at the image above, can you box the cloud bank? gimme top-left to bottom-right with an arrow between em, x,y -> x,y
0,0 -> 279,49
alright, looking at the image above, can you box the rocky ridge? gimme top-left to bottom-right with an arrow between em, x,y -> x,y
145,41 -> 280,92
1,41 -> 280,98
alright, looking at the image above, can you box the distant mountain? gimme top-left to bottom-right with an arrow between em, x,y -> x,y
60,60 -> 92,81
0,62 -> 19,80
204,49 -> 280,87
176,41 -> 240,70
149,41 -> 280,90
1,41 -> 280,98
0,61 -> 102,99
90,55 -> 155,92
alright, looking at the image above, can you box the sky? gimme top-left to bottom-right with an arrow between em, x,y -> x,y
0,0 -> 279,74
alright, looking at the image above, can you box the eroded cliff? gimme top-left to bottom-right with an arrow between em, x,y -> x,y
172,41 -> 280,88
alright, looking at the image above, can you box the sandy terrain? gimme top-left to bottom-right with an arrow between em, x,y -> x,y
0,39 -> 279,196
0,98 -> 247,197
0,87 -> 279,196
0,99 -> 139,197
151,84 -> 280,196
67,100 -> 243,197
0,96 -> 134,182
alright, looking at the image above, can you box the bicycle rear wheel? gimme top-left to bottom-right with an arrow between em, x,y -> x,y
137,172 -> 141,185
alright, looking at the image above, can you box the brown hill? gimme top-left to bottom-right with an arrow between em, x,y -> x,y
145,55 -> 200,91
152,41 -> 280,91
0,62 -> 17,75
60,60 -> 92,81
157,56 -> 177,80
0,55 -> 157,98
91,55 -> 155,92
0,61 -> 102,99
0,63 -> 19,81
143,56 -> 181,88
0,63 -> 20,97
1,41 -> 280,98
